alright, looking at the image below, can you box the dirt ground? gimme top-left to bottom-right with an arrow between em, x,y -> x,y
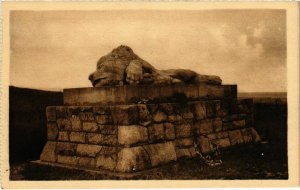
10,141 -> 288,180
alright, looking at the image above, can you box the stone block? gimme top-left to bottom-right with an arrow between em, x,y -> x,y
137,105 -> 152,123
147,104 -> 159,114
228,130 -> 244,145
111,105 -> 139,125
148,124 -> 165,143
175,124 -> 192,138
212,138 -> 231,148
56,142 -> 77,156
47,123 -> 58,141
118,125 -> 148,145
82,122 -> 98,132
168,114 -> 182,124
98,146 -> 118,155
160,103 -> 175,115
198,136 -> 211,153
76,144 -> 102,157
175,138 -> 193,148
96,154 -> 117,171
86,133 -> 102,144
176,148 -> 191,159
206,101 -> 217,118
197,120 -> 213,134
79,112 -> 95,121
115,146 -> 151,172
95,115 -> 113,125
182,112 -> 194,119
57,155 -> 78,165
222,122 -> 233,130
193,102 -> 206,120
93,106 -> 111,115
40,141 -> 57,162
213,118 -> 222,132
57,119 -> 71,131
101,134 -> 118,146
189,147 -> 197,157
153,110 -> 167,123
55,107 -> 69,118
164,123 -> 175,140
233,120 -> 246,128
216,131 -> 229,139
143,142 -> 177,167
46,106 -> 56,121
58,131 -> 69,142
77,157 -> 96,168
70,117 -> 81,131
99,125 -> 118,135
69,132 -> 86,143
207,134 -> 216,140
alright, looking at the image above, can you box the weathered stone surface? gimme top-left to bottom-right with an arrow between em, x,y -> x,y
70,117 -> 81,131
77,157 -> 95,168
159,104 -> 174,115
138,105 -> 152,123
77,144 -> 102,157
164,123 -> 175,140
88,46 -> 222,87
57,119 -> 71,131
176,148 -> 191,159
206,101 -> 217,118
99,125 -> 118,135
57,155 -> 78,165
197,120 -> 213,134
82,122 -> 98,132
46,107 -> 56,121
213,118 -> 222,132
56,142 -> 77,156
55,107 -> 69,118
216,131 -> 229,139
93,106 -> 111,115
193,102 -> 206,120
175,138 -> 193,148
207,134 -> 216,140
47,123 -> 58,140
241,128 -> 253,143
198,136 -> 211,153
143,142 -> 177,167
111,105 -> 139,125
118,125 -> 148,145
69,132 -> 85,143
168,114 -> 182,124
79,112 -> 94,121
222,122 -> 233,130
58,131 -> 69,142
86,133 -> 102,144
115,146 -> 151,172
182,112 -> 193,119
101,134 -> 117,146
189,147 -> 197,157
175,124 -> 192,138
228,130 -> 244,145
96,154 -> 117,171
232,120 -> 246,128
148,124 -> 165,143
40,141 -> 57,162
153,110 -> 167,123
212,138 -> 231,148
98,146 -> 118,155
95,115 -> 113,125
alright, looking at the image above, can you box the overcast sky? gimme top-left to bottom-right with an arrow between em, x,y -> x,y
10,10 -> 286,92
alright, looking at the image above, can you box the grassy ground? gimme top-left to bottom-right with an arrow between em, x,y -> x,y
10,142 -> 288,180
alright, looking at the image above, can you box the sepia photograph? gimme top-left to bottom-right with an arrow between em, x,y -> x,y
1,2 -> 299,188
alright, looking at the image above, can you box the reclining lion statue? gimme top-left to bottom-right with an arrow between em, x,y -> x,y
89,45 -> 222,87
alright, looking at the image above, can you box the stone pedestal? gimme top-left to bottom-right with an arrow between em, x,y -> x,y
40,83 -> 260,174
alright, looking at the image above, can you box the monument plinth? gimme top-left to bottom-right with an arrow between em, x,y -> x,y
39,45 -> 260,175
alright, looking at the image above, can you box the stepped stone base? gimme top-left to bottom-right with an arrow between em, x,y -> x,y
40,86 -> 260,174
